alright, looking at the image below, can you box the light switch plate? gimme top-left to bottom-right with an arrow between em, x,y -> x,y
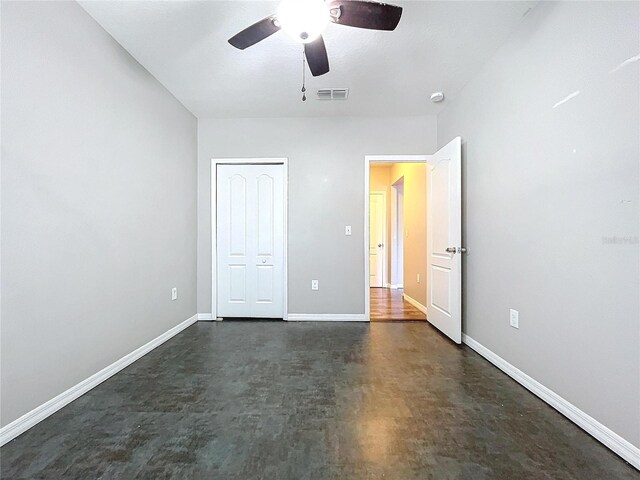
510,309 -> 519,329
345,226 -> 352,236
171,287 -> 178,301
311,280 -> 319,291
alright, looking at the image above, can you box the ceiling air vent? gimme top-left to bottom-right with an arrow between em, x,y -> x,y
316,88 -> 349,100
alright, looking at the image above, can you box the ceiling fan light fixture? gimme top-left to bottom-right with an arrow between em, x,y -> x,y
277,0 -> 330,44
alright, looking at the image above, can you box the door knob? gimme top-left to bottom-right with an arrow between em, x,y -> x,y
261,259 -> 266,263
445,247 -> 456,253
378,243 -> 383,248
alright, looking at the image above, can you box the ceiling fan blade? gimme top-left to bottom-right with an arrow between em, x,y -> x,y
304,36 -> 330,77
228,16 -> 280,50
329,0 -> 403,31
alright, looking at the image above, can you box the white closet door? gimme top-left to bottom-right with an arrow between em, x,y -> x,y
217,164 -> 284,318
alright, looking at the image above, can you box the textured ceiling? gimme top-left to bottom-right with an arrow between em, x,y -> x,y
79,0 -> 537,118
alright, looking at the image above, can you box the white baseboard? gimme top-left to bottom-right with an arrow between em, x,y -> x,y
462,334 -> 640,470
287,313 -> 367,322
197,313 -> 214,321
0,314 -> 198,447
402,293 -> 428,315
386,284 -> 403,289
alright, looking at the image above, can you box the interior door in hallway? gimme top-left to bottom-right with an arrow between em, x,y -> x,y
217,164 -> 284,318
427,137 -> 462,343
369,191 -> 386,287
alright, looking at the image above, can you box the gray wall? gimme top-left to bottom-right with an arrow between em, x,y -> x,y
197,116 -> 437,314
1,1 -> 197,427
438,1 -> 640,447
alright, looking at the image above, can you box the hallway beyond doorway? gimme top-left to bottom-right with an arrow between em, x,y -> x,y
370,288 -> 426,321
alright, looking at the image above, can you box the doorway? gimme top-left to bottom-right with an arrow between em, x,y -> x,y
391,177 -> 404,289
211,158 -> 288,320
364,138 -> 463,343
367,159 -> 428,322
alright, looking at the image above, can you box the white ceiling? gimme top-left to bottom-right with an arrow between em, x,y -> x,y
79,0 -> 537,118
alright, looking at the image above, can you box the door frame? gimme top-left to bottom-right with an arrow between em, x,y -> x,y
364,155 -> 430,321
211,157 -> 289,320
369,190 -> 387,288
390,177 -> 404,289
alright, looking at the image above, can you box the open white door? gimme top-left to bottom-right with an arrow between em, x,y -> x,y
426,137 -> 462,343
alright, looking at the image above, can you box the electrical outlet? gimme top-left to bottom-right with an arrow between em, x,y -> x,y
510,309 -> 519,329
345,225 -> 352,236
311,280 -> 319,291
171,287 -> 178,301
417,274 -> 420,284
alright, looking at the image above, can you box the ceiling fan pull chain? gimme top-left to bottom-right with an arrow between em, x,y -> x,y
301,48 -> 307,102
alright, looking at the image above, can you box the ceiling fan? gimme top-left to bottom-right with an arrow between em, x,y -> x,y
228,0 -> 403,77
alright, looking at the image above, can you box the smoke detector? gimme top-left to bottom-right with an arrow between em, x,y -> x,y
430,91 -> 445,103
317,88 -> 349,100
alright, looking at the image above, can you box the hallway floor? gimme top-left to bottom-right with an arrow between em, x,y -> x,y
1,322 -> 637,479
370,287 -> 427,321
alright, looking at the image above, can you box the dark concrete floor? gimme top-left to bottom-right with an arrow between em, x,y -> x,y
1,321 -> 637,479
